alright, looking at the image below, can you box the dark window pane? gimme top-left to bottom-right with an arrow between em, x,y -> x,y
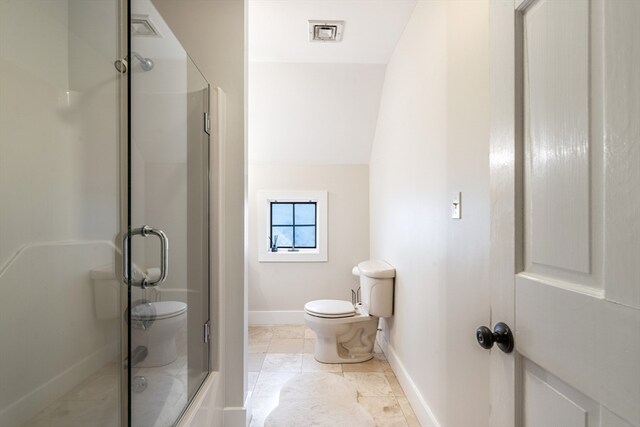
295,226 -> 316,248
272,203 -> 293,225
271,226 -> 293,247
294,203 -> 316,225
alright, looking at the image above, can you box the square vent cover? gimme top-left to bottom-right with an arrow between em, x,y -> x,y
308,20 -> 344,42
131,14 -> 161,37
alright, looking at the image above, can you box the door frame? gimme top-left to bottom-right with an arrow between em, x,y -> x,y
489,0 -> 522,425
118,0 -> 130,426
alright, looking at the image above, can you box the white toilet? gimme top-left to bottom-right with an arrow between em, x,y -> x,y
304,260 -> 395,364
90,265 -> 187,368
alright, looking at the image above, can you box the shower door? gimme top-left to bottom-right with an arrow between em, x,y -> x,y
126,1 -> 210,425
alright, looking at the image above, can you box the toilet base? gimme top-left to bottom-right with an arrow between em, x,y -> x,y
305,312 -> 379,364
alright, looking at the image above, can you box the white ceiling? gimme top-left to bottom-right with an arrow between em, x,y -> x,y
248,0 -> 416,165
248,0 -> 417,64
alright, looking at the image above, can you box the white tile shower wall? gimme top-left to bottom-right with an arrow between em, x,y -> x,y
369,1 -> 491,426
0,0 -> 118,264
0,242 -> 119,426
0,0 -> 120,424
248,165 -> 369,317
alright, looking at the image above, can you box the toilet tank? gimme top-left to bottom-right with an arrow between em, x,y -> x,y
90,264 -> 120,320
358,260 -> 395,317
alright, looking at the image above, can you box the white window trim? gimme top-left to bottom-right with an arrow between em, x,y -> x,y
257,190 -> 328,262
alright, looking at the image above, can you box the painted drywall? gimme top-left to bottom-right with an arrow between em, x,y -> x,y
248,164 -> 369,319
150,0 -> 246,424
369,1 -> 491,426
0,1 -> 120,424
248,62 -> 386,165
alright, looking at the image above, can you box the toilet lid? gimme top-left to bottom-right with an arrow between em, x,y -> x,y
131,301 -> 187,321
304,299 -> 355,318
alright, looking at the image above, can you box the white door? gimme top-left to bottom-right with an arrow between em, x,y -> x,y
489,0 -> 640,426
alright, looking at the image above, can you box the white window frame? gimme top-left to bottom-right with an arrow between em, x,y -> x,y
257,190 -> 328,262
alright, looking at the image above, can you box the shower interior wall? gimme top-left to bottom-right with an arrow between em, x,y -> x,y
0,1 -> 120,425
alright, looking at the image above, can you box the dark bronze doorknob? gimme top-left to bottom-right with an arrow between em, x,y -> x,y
476,322 -> 514,353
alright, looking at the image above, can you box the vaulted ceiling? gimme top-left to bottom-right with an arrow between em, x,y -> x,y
248,0 -> 417,165
249,0 -> 417,64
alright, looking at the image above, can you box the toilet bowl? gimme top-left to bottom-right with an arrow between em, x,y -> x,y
131,301 -> 187,367
304,300 -> 379,363
304,260 -> 396,364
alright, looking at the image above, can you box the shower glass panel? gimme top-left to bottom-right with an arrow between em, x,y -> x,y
0,1 -> 122,426
128,1 -> 210,425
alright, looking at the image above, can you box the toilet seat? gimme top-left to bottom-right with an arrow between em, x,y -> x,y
132,301 -> 187,321
304,299 -> 356,319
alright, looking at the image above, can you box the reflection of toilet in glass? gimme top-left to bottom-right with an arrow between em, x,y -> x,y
304,260 -> 395,364
90,265 -> 187,368
131,301 -> 187,367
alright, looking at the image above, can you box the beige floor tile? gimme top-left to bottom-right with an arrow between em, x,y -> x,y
271,325 -> 305,338
249,326 -> 274,341
249,338 -> 420,427
268,338 -> 303,353
261,353 -> 303,373
358,396 -> 408,427
380,360 -> 394,372
397,397 -> 421,427
304,327 -> 316,339
384,372 -> 406,397
342,358 -> 386,372
301,354 -> 342,373
248,353 -> 266,372
252,371 -> 299,399
303,338 -> 315,353
248,338 -> 270,354
344,372 -> 394,397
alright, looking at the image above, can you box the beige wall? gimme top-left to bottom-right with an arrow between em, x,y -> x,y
248,164 -> 369,318
369,1 -> 491,426
248,62 -> 386,165
151,0 -> 246,424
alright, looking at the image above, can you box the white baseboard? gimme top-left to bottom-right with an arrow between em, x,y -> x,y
248,310 -> 305,325
223,399 -> 251,427
378,334 -> 442,427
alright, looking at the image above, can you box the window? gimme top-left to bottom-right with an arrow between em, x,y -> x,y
257,191 -> 328,262
270,202 -> 317,249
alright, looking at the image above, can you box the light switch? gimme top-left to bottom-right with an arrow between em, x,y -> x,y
451,192 -> 461,219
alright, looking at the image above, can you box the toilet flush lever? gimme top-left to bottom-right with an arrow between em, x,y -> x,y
123,225 -> 169,289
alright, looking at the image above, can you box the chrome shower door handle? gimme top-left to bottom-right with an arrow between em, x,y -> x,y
122,225 -> 169,288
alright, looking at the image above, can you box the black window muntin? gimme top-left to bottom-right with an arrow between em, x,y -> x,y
270,201 -> 317,249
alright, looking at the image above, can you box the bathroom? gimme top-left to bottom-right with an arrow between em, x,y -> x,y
1,0 -> 639,427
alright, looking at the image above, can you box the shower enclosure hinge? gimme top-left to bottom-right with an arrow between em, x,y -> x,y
204,112 -> 211,135
204,320 -> 211,344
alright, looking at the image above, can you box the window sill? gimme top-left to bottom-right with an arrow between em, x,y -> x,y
258,249 -> 327,263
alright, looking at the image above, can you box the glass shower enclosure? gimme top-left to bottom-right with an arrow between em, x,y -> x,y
0,0 -> 211,425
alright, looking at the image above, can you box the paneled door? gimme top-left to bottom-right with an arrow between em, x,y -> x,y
490,0 -> 640,426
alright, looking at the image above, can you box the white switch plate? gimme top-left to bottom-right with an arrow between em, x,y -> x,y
451,192 -> 461,219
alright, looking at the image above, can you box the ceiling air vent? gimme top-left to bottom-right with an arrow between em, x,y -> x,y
308,20 -> 344,42
131,14 -> 161,37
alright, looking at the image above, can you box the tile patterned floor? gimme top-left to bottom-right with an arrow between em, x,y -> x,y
248,325 -> 421,427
